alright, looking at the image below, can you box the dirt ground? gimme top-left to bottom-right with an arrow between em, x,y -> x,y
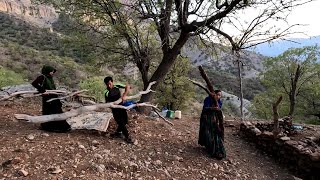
0,99 -> 300,180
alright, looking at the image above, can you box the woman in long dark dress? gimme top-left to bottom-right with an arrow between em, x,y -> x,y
31,65 -> 71,133
198,90 -> 226,159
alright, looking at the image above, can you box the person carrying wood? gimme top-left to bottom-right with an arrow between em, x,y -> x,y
104,76 -> 133,144
192,66 -> 226,159
198,89 -> 225,159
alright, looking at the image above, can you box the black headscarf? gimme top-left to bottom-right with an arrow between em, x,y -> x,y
41,65 -> 56,90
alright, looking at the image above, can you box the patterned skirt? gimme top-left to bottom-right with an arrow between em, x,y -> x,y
198,109 -> 226,159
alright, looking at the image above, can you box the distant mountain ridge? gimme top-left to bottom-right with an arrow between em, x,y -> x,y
183,41 -> 266,79
252,35 -> 320,57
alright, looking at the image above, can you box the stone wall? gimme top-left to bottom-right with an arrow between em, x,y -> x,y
240,122 -> 320,180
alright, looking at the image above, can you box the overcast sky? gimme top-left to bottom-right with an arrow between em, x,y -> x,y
286,0 -> 320,38
216,0 -> 320,41
195,0 -> 320,44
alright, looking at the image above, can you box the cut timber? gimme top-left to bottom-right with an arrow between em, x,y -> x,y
198,66 -> 214,94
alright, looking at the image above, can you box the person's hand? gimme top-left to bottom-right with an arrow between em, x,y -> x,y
213,107 -> 220,110
42,91 -> 49,96
210,106 -> 220,111
121,95 -> 127,102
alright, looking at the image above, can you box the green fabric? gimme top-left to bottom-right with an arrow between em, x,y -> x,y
198,108 -> 226,159
41,65 -> 56,90
103,83 -> 125,97
115,83 -> 126,88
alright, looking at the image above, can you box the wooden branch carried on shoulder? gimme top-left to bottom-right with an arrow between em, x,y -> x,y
189,79 -> 211,95
196,66 -> 221,107
198,66 -> 214,93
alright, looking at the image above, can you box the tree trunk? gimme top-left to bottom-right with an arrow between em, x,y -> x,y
136,56 -> 150,90
273,96 -> 283,137
139,59 -> 174,103
140,54 -> 185,103
288,64 -> 301,117
139,31 -> 190,103
288,95 -> 295,117
236,52 -> 244,120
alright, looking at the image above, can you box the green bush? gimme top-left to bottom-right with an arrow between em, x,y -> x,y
79,76 -> 106,102
0,66 -> 25,88
303,119 -> 320,125
222,101 -> 239,117
156,57 -> 195,111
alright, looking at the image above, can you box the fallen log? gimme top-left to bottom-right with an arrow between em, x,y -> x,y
15,102 -> 154,123
14,81 -> 173,126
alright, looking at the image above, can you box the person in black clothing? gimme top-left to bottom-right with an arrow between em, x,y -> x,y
31,65 -> 71,133
104,76 -> 133,144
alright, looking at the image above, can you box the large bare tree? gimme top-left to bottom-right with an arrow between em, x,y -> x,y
38,0 -> 315,104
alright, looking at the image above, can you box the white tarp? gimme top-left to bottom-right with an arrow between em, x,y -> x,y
67,112 -> 113,132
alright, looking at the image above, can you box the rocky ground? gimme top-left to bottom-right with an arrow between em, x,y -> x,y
0,99 -> 300,180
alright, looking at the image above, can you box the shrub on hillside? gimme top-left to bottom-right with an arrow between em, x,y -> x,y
0,66 -> 25,88
79,76 -> 106,102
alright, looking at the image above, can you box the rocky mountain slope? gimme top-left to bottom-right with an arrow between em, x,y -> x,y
0,0 -> 57,28
183,41 -> 266,79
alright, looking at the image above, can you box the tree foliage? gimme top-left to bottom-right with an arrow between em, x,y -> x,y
79,76 -> 106,102
253,46 -> 320,119
156,57 -> 194,111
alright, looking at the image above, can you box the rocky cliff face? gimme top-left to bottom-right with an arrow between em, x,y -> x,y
0,0 -> 57,27
183,40 -> 266,79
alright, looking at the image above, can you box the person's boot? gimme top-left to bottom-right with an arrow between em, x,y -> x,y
125,137 -> 134,144
110,132 -> 122,138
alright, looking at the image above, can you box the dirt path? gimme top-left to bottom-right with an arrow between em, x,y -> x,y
0,100 -> 296,180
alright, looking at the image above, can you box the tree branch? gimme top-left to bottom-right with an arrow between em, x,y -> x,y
153,108 -> 174,126
188,79 -> 211,95
185,0 -> 242,32
0,90 -> 67,102
198,66 -> 214,93
216,0 -> 229,9
47,90 -> 88,102
207,25 -> 239,50
14,82 -> 157,123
